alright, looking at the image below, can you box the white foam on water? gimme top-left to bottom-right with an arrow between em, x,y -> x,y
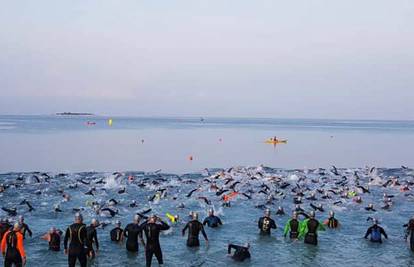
104,174 -> 121,189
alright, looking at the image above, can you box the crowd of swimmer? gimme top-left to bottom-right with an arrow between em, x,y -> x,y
1,165 -> 414,267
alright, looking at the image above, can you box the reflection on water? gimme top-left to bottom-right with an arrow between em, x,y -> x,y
0,115 -> 413,173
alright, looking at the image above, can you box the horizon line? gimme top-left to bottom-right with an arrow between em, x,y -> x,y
0,113 -> 414,123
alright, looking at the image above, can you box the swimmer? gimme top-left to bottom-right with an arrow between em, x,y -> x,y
364,219 -> 388,243
140,215 -> 170,267
182,212 -> 208,247
284,212 -> 300,239
124,215 -> 145,253
64,213 -> 91,267
203,209 -> 223,228
42,227 -> 62,251
258,209 -> 277,235
300,211 -> 325,246
276,206 -> 285,216
86,219 -> 99,259
365,203 -> 376,212
1,222 -> 26,266
110,220 -> 124,243
227,243 -> 251,262
18,216 -> 32,239
323,211 -> 340,229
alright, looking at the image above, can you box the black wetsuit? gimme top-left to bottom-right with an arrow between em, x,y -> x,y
203,215 -> 222,228
20,223 -> 32,239
141,221 -> 170,267
258,216 -> 277,235
182,220 -> 208,247
86,225 -> 99,258
124,223 -> 142,252
326,217 -> 339,229
110,227 -> 124,242
304,219 -> 320,245
0,221 -> 11,242
49,232 -> 61,251
365,225 -> 388,243
288,219 -> 300,239
64,223 -> 90,267
228,244 -> 250,262
406,219 -> 414,252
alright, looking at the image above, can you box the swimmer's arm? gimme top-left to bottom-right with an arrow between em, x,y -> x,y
41,233 -> 50,241
318,222 -> 326,231
271,220 -> 277,229
182,223 -> 188,236
1,231 -> 8,255
17,233 -> 26,258
26,226 -> 32,237
364,227 -> 371,239
283,221 -> 290,236
138,231 -> 145,247
94,231 -> 99,250
63,228 -> 70,250
381,228 -> 388,239
218,217 -> 223,225
201,225 -> 208,241
298,220 -> 308,238
159,220 -> 170,231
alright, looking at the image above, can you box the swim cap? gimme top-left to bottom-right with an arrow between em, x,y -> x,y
91,218 -> 99,226
18,215 -> 24,222
329,211 -> 335,217
13,222 -> 21,230
134,214 -> 140,222
192,212 -> 198,220
309,211 -> 315,218
75,213 -> 83,221
115,220 -> 121,226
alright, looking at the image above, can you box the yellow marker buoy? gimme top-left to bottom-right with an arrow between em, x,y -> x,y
108,118 -> 113,126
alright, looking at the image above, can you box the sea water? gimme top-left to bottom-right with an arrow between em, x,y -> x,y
1,116 -> 414,267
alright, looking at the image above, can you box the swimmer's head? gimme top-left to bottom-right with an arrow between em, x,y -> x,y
309,211 -> 315,218
192,212 -> 198,220
91,218 -> 99,227
74,213 -> 83,223
133,214 -> 140,223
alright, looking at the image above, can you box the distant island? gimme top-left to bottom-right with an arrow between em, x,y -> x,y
56,112 -> 94,116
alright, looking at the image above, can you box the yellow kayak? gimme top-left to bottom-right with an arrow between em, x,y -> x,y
265,139 -> 288,144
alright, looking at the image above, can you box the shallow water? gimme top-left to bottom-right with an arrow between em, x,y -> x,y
1,167 -> 414,267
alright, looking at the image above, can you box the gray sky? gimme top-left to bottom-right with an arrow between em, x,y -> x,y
1,0 -> 413,119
